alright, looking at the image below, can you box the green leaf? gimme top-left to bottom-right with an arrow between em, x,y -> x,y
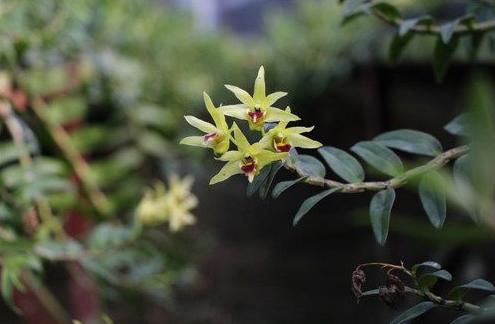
351,141 -> 403,176
449,279 -> 495,301
389,33 -> 414,65
433,35 -> 459,82
389,301 -> 437,324
444,114 -> 468,136
419,172 -> 447,229
398,16 -> 433,36
293,188 -> 339,226
318,146 -> 364,183
419,269 -> 452,289
412,261 -> 442,274
450,315 -> 475,324
362,289 -> 380,297
294,155 -> 326,178
369,188 -> 395,246
247,166 -> 271,197
341,0 -> 367,25
271,177 -> 307,199
371,3 -> 401,22
374,129 -> 443,156
440,20 -> 460,44
259,162 -> 283,199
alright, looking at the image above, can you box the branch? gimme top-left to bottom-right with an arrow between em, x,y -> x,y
372,10 -> 495,36
405,287 -> 481,314
285,145 -> 469,193
31,97 -> 112,218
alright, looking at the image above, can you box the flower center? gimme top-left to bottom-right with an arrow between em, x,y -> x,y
247,108 -> 265,124
240,156 -> 257,182
273,135 -> 291,153
203,132 -> 219,144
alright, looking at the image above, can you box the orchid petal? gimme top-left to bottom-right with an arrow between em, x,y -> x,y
184,115 -> 216,133
287,126 -> 315,134
264,91 -> 287,107
219,105 -> 249,121
216,150 -> 243,162
232,123 -> 251,151
256,149 -> 288,169
203,92 -> 227,130
209,161 -> 242,185
225,85 -> 255,106
253,66 -> 266,103
289,133 -> 322,149
265,107 -> 300,123
180,136 -> 207,147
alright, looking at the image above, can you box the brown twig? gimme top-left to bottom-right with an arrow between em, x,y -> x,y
285,145 -> 469,193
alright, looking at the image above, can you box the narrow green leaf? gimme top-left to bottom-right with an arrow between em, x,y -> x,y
362,289 -> 380,297
371,3 -> 401,22
318,146 -> 364,183
419,172 -> 447,229
271,177 -> 307,199
444,114 -> 468,136
295,155 -> 326,178
369,188 -> 395,246
389,301 -> 437,324
246,166 -> 271,197
440,20 -> 460,44
419,269 -> 452,289
259,162 -> 283,199
373,129 -> 443,156
449,279 -> 495,301
293,188 -> 339,226
433,35 -> 459,82
450,314 -> 475,324
412,261 -> 442,274
398,16 -> 433,36
389,33 -> 414,64
351,141 -> 403,176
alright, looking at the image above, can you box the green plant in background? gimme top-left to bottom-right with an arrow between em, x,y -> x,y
187,1 -> 495,323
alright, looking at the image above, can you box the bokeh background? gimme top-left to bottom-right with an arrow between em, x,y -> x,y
1,0 -> 494,323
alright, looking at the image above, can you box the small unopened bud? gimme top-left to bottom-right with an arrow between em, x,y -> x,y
23,208 -> 40,234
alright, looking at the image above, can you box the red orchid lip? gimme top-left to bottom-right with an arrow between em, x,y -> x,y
248,109 -> 265,123
275,143 -> 291,152
241,156 -> 257,176
203,132 -> 218,143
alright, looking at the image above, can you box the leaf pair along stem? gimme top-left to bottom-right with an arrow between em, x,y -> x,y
284,145 -> 469,193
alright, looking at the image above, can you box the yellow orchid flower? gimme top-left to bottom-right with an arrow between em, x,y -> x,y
219,66 -> 300,131
180,92 -> 230,155
210,123 -> 288,184
135,175 -> 197,232
259,108 -> 322,152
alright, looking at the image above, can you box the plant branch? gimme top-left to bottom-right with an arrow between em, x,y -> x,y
31,97 -> 112,218
285,145 -> 469,193
405,287 -> 481,314
372,10 -> 495,36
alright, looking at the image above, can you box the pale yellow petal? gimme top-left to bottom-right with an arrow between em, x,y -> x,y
209,161 -> 242,185
253,66 -> 266,103
180,136 -> 207,147
232,123 -> 251,151
203,92 -> 226,129
265,107 -> 300,123
256,149 -> 288,169
225,85 -> 255,106
184,115 -> 216,133
287,126 -> 315,134
264,91 -> 287,107
289,133 -> 322,149
218,105 -> 249,121
216,150 -> 243,162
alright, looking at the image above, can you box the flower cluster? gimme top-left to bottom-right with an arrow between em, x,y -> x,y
181,66 -> 322,184
135,175 -> 197,232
